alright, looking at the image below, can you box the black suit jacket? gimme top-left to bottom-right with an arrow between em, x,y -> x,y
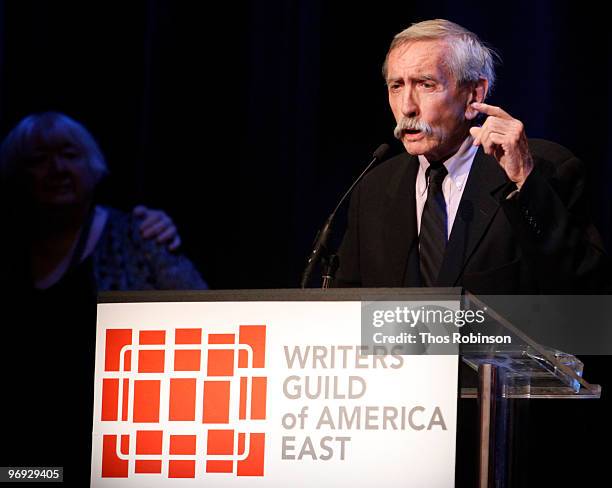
335,139 -> 608,293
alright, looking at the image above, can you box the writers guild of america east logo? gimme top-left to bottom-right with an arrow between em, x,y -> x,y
99,325 -> 267,478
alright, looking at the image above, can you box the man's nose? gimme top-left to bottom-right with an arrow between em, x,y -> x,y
401,87 -> 419,118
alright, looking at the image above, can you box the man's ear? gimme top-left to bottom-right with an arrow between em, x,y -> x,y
465,78 -> 489,121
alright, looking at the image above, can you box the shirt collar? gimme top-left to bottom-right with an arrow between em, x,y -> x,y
416,136 -> 477,196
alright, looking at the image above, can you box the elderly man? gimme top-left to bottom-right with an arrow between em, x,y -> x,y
334,19 -> 607,293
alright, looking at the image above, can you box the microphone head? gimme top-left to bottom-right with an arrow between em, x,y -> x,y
372,143 -> 391,161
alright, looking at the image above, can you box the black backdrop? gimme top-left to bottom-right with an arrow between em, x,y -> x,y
0,1 -> 611,485
1,0 -> 610,290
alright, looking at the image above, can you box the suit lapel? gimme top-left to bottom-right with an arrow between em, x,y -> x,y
436,148 -> 509,286
382,153 -> 419,286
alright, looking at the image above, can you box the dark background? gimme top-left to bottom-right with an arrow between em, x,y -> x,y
0,0 -> 610,485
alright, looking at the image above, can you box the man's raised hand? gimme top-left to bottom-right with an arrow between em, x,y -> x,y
469,102 -> 533,189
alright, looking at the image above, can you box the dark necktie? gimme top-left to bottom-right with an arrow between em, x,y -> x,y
419,163 -> 448,286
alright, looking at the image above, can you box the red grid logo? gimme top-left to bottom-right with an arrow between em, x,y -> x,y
99,325 -> 266,478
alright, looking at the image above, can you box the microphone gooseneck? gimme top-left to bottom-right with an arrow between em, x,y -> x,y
300,143 -> 390,289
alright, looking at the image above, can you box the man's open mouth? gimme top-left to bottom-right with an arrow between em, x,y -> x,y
404,129 -> 421,135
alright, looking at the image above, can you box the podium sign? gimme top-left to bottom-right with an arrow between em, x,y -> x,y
91,294 -> 458,487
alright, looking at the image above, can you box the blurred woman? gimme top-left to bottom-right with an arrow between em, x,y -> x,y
0,111 -> 206,292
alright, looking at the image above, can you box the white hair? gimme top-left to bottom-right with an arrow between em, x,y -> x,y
0,112 -> 108,184
383,19 -> 499,95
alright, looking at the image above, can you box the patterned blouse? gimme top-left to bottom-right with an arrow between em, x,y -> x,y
92,207 -> 207,291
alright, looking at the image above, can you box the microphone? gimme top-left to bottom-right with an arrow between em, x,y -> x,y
300,143 -> 391,288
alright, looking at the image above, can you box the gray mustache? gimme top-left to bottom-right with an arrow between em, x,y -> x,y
393,117 -> 433,139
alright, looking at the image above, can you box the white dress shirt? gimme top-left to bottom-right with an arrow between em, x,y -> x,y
416,136 -> 479,239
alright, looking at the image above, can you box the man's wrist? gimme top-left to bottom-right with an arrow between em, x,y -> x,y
514,156 -> 534,190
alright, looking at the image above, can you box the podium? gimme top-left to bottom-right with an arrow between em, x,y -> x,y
458,291 -> 601,487
92,288 -> 601,487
